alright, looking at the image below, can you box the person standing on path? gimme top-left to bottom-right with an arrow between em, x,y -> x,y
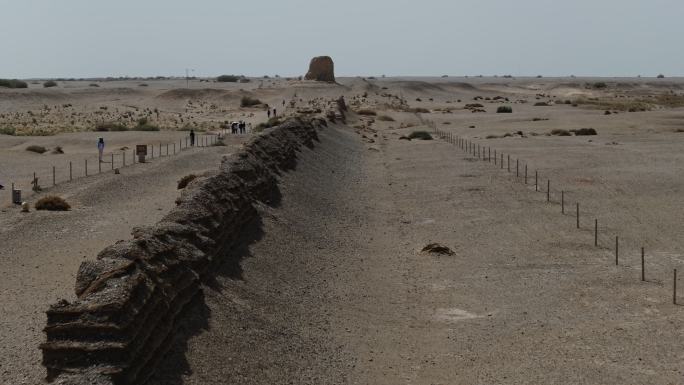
267,108 -> 271,119
190,129 -> 195,147
97,138 -> 105,162
273,108 -> 277,117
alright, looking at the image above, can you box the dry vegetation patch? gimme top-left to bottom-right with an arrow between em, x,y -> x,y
35,195 -> 70,211
26,145 -> 47,154
240,96 -> 262,108
357,109 -> 377,116
407,131 -> 433,140
421,243 -> 455,256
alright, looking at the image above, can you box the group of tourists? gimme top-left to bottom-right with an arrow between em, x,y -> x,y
230,121 -> 248,134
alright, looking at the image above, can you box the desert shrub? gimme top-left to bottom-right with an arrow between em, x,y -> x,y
89,83 -> 100,87
486,134 -> 501,139
407,131 -> 433,140
133,117 -> 160,131
0,126 -> 16,135
497,106 -> 513,113
95,122 -> 128,132
574,128 -> 597,135
177,174 -> 197,189
26,145 -> 47,154
217,75 -> 239,82
0,79 -> 28,88
410,107 -> 430,113
138,83 -> 148,87
135,123 -> 160,131
240,96 -> 262,107
357,109 -> 377,116
35,195 -> 70,211
657,74 -> 665,79
592,82 -> 607,89
534,102 -> 550,106
43,80 -> 58,88
52,146 -> 64,154
377,115 -> 394,121
550,129 -> 572,136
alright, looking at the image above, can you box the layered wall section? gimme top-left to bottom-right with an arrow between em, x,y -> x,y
40,118 -> 322,385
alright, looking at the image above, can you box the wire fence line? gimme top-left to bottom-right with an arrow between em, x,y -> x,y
432,125 -> 681,305
4,134 -> 219,206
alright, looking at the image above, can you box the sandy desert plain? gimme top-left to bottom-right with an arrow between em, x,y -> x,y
1,75 -> 684,384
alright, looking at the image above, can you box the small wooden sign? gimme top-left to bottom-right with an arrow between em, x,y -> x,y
136,145 -> 148,156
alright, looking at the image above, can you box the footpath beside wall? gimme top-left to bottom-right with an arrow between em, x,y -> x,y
40,117 -> 322,385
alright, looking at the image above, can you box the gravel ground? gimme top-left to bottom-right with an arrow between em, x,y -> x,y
0,135 -> 247,385
150,123 -> 684,384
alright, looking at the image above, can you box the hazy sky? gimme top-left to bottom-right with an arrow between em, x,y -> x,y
1,0 -> 682,78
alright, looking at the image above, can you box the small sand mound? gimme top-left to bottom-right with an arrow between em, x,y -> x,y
421,243 -> 455,256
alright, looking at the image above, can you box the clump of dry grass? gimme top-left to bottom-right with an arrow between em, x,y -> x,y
573,128 -> 597,136
421,243 -> 455,256
35,195 -> 70,211
407,131 -> 432,140
357,109 -> 377,116
26,145 -> 47,154
240,96 -> 262,107
177,174 -> 197,189
497,106 -> 513,113
550,129 -> 572,136
410,107 -> 430,114
52,146 -> 64,154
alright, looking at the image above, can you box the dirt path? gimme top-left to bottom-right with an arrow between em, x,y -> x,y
152,124 -> 683,384
0,137 -> 247,385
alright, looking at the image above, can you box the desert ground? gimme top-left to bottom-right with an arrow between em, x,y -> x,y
1,76 -> 684,384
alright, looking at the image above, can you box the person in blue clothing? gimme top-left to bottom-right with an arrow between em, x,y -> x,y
97,138 -> 105,162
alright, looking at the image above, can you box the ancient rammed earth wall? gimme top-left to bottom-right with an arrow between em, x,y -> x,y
40,118 -> 322,385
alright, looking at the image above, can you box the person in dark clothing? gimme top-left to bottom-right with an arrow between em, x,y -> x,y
267,108 -> 271,119
240,121 -> 245,134
273,108 -> 277,117
190,129 -> 195,146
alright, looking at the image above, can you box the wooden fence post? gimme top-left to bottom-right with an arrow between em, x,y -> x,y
594,219 -> 598,246
561,191 -> 565,214
641,247 -> 645,281
674,269 -> 678,305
